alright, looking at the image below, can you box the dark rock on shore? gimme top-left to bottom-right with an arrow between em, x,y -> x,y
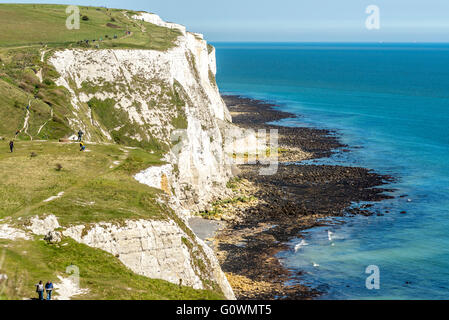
224,95 -> 346,159
213,95 -> 396,300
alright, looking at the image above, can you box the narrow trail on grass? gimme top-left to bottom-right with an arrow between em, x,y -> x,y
37,106 -> 53,136
36,48 -> 47,83
40,48 -> 47,63
122,11 -> 143,34
36,70 -> 43,83
21,100 -> 33,141
36,47 -> 54,136
110,147 -> 129,168
135,18 -> 147,33
54,275 -> 89,300
121,31 -> 134,39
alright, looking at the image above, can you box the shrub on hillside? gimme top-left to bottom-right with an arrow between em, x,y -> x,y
19,81 -> 34,93
43,78 -> 55,87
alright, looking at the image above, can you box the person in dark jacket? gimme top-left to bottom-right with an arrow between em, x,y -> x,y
45,281 -> 54,300
9,141 -> 14,153
77,130 -> 84,142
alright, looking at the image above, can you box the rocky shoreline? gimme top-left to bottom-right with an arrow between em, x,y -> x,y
210,95 -> 396,300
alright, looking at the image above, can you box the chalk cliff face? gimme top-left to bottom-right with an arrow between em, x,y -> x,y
63,219 -> 234,299
46,13 -> 236,299
50,14 -> 232,211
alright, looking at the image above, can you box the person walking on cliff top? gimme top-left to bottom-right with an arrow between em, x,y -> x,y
9,140 -> 14,153
77,130 -> 84,142
35,281 -> 44,300
80,141 -> 86,152
45,281 -> 54,300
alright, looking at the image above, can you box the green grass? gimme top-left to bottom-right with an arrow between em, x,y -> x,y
29,171 -> 168,226
0,141 -> 164,225
0,4 -> 181,50
0,4 -> 226,301
0,140 -> 225,300
166,80 -> 190,130
0,80 -> 49,139
117,147 -> 165,175
0,238 -> 224,300
88,98 -> 126,130
0,47 -> 77,140
226,177 -> 242,191
199,193 -> 256,220
0,4 -> 185,144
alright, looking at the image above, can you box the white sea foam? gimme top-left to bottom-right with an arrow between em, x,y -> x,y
294,240 -> 309,252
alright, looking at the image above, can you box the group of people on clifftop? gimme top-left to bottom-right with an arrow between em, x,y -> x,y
35,281 -> 54,300
6,102 -> 92,153
6,129 -> 87,153
78,130 -> 86,151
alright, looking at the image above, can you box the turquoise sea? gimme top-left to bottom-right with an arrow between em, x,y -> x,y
213,42 -> 449,299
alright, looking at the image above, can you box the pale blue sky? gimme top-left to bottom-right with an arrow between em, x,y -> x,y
2,0 -> 449,42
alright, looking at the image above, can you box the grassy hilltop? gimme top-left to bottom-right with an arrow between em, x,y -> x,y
0,4 -> 224,300
0,3 -> 181,49
0,3 -> 183,143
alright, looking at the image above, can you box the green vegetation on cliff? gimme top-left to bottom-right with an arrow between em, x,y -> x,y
0,141 -> 224,300
0,3 -> 186,145
0,47 -> 73,141
0,141 -> 165,227
0,238 -> 224,300
0,4 -> 226,301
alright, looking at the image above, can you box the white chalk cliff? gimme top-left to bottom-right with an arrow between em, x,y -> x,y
63,219 -> 234,299
50,13 -> 233,211
45,12 -> 238,299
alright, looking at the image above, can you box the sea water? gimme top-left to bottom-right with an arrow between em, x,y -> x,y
213,42 -> 449,299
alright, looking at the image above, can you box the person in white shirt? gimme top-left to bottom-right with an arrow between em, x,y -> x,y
35,281 -> 44,300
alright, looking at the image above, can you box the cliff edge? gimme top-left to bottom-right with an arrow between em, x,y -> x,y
0,4 -> 235,300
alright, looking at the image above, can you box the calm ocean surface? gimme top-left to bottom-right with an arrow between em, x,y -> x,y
213,42 -> 449,299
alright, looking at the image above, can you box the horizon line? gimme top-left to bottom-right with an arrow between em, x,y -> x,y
210,41 -> 449,44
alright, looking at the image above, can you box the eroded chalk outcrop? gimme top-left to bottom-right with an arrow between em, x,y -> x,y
49,26 -> 232,212
27,215 -> 60,235
0,224 -> 30,240
63,219 -> 235,299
